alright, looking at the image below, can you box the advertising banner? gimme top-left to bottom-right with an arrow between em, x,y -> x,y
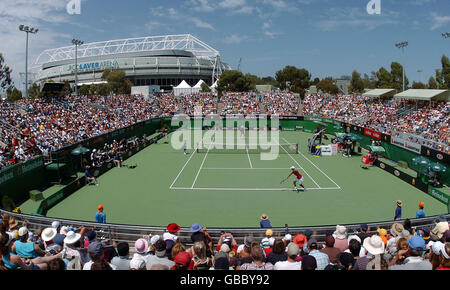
363,128 -> 382,140
391,137 -> 422,154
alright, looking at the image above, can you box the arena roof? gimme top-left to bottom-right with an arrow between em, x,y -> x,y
34,34 -> 220,67
362,89 -> 396,98
394,89 -> 450,101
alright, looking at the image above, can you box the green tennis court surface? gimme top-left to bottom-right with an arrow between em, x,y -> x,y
43,130 -> 447,227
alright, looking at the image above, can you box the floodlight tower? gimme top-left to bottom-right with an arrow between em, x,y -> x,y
395,41 -> 408,91
19,25 -> 38,99
72,39 -> 84,96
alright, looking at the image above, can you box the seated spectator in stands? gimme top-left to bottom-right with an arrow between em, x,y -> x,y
170,240 -> 186,260
266,238 -> 288,265
41,227 -> 62,255
260,213 -> 272,228
306,239 -> 329,270
260,229 -> 274,255
430,221 -> 449,242
164,223 -> 180,244
192,241 -> 212,270
47,258 -> 66,270
51,221 -> 66,247
320,235 -> 341,264
236,236 -> 254,269
333,225 -> 349,252
354,235 -> 387,270
130,258 -> 146,270
147,239 -> 175,270
0,232 -> 62,270
95,205 -> 106,224
83,242 -> 117,270
435,242 -> 450,270
274,242 -> 301,270
13,227 -> 45,258
293,233 -> 307,255
62,231 -> 84,270
301,255 -> 317,270
346,237 -> 362,263
336,252 -> 355,270
216,232 -> 238,253
386,223 -> 405,256
111,242 -> 131,270
85,166 -> 98,186
84,230 -> 97,248
239,246 -> 274,270
357,223 -> 371,245
389,235 -> 432,270
133,238 -> 150,264
212,257 -> 231,270
377,228 -> 388,246
171,251 -> 192,270
416,202 -> 426,219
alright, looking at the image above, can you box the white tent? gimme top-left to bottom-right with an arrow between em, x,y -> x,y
173,80 -> 192,97
192,80 -> 207,93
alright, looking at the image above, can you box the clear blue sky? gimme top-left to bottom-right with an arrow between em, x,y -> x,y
1,0 -> 449,89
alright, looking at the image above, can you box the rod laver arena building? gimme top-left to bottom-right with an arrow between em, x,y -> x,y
32,34 -> 231,91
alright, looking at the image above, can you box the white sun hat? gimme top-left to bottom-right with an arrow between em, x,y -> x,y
64,231 -> 82,245
41,227 -> 57,242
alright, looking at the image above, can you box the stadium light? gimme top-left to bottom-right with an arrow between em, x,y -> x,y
395,41 -> 408,92
19,25 -> 38,99
442,32 -> 450,39
72,39 -> 84,96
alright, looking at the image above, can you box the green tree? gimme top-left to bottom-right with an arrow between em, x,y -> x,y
440,54 -> 450,89
103,69 -> 131,95
316,79 -> 339,94
200,82 -> 211,93
411,81 -> 426,89
350,70 -> 364,93
376,67 -> 394,89
245,73 -> 264,89
60,80 -> 72,97
0,53 -> 13,92
217,70 -> 252,95
428,76 -> 438,89
78,84 -> 90,96
28,83 -> 43,99
390,62 -> 409,90
6,87 -> 22,102
275,66 -> 311,93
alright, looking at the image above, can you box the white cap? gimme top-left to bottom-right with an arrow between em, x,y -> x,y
284,234 -> 292,242
18,227 -> 28,237
290,166 -> 295,170
237,244 -> 245,254
150,235 -> 160,245
59,226 -> 69,235
51,221 -> 60,229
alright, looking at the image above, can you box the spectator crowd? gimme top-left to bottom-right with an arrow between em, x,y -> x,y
1,213 -> 449,270
0,91 -> 447,171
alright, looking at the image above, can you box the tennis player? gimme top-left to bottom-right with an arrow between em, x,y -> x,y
286,166 -> 306,191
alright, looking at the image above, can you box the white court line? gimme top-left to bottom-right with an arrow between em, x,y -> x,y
202,168 -> 288,170
282,137 -> 341,189
278,142 -> 321,188
169,143 -> 199,189
170,187 -> 340,191
246,147 -> 253,168
191,143 -> 212,188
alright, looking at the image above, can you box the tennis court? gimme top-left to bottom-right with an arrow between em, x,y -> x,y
43,130 -> 448,227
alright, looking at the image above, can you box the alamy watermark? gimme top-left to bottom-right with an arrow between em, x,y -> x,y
66,0 -> 81,15
366,0 -> 381,15
170,106 -> 282,160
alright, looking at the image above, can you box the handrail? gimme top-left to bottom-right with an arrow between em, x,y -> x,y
2,209 -> 447,248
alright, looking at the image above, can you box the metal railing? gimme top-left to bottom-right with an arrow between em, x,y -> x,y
2,209 -> 447,250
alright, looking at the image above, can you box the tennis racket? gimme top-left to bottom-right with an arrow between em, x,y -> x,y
280,177 -> 288,184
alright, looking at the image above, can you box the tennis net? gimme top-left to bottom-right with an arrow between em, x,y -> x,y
196,142 -> 299,154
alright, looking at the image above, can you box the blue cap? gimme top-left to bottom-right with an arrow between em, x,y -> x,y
408,235 -> 425,250
189,223 -> 202,233
360,224 -> 368,231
